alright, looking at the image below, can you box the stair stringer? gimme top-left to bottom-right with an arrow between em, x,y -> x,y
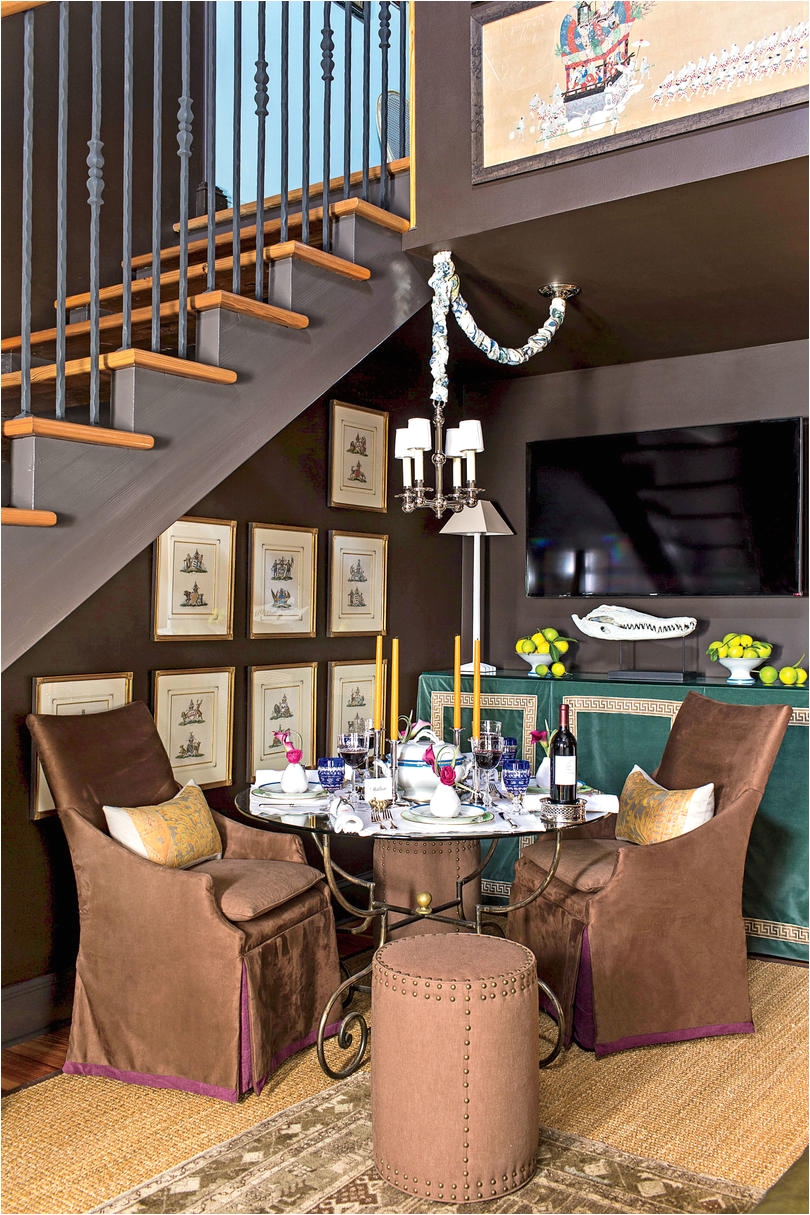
2,233 -> 431,669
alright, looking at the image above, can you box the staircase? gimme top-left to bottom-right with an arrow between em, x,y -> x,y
2,166 -> 430,669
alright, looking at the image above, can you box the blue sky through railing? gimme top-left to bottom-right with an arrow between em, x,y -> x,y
214,2 -> 407,206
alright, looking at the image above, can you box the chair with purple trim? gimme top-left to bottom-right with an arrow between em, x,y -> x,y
507,693 -> 791,1057
27,701 -> 341,1101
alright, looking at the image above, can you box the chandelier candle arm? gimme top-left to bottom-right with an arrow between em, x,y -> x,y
397,251 -> 578,518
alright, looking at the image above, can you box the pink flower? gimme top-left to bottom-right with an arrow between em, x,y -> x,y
273,729 -> 291,748
423,745 -> 436,769
286,748 -> 303,764
439,766 -> 457,786
530,729 -> 548,745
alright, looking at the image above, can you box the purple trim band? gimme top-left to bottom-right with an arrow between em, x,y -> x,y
253,1019 -> 342,1096
572,926 -> 595,1050
62,1060 -> 239,1103
595,1020 -> 755,1057
240,963 -> 252,1094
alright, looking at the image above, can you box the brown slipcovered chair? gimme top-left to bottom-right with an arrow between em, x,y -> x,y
27,701 -> 342,1101
508,693 -> 792,1057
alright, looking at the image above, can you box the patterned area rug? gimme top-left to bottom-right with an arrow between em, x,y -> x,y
93,1071 -> 763,1214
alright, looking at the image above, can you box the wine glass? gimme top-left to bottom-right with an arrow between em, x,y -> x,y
471,731 -> 503,809
317,756 -> 345,796
337,730 -> 371,803
502,759 -> 531,811
501,737 -> 518,762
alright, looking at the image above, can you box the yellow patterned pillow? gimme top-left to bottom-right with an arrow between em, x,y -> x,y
616,765 -> 714,845
103,780 -> 222,868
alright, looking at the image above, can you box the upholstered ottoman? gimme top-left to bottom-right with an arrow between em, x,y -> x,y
371,933 -> 539,1203
373,838 -> 482,936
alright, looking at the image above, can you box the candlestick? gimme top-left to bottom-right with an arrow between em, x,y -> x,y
453,634 -> 461,730
472,638 -> 481,739
389,637 -> 399,742
373,635 -> 383,731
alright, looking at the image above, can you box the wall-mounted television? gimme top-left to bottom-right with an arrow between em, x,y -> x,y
526,418 -> 807,598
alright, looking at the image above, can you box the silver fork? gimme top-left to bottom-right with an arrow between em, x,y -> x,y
370,801 -> 394,827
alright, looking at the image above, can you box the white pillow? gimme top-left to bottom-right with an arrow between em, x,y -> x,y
615,765 -> 715,845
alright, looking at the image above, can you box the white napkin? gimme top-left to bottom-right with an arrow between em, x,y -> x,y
329,798 -> 378,836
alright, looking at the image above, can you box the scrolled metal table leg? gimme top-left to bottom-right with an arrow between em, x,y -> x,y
537,976 -> 565,1068
317,960 -> 373,1080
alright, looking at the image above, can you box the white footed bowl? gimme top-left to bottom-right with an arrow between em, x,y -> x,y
519,652 -> 552,677
718,656 -> 762,685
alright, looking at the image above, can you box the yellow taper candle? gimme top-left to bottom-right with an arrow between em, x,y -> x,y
472,638 -> 481,739
373,635 -> 383,730
453,635 -> 462,730
390,638 -> 399,740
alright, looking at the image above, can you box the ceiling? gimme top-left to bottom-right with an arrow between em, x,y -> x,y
397,156 -> 808,390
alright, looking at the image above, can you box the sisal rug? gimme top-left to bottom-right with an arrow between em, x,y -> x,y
2,958 -> 807,1215
91,1069 -> 764,1215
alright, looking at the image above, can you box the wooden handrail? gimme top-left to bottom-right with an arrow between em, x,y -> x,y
1,2 -> 49,18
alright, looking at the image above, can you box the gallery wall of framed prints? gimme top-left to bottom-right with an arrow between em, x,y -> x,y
248,663 -> 318,779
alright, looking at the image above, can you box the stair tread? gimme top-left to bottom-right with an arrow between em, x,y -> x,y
3,416 -> 155,449
1,507 -> 58,526
129,210 -> 316,272
2,348 -> 237,389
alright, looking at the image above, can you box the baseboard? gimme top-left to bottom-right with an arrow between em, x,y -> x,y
2,970 -> 74,1047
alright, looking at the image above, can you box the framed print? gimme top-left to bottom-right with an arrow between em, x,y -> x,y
471,1 -> 809,183
153,667 -> 234,788
327,660 -> 388,753
328,531 -> 388,636
153,516 -> 236,641
249,523 -> 317,638
329,400 -> 389,512
248,663 -> 317,779
31,672 -> 133,820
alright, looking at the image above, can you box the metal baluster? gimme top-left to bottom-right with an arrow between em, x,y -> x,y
361,1 -> 370,202
301,3 -> 310,244
342,0 -> 351,199
280,1 -> 289,243
55,2 -> 69,418
398,0 -> 407,159
19,9 -> 34,418
86,0 -> 105,425
151,3 -> 163,353
254,0 -> 268,302
205,0 -> 216,292
378,1 -> 390,210
177,1 -> 192,357
320,2 -> 334,254
121,2 -> 133,355
231,1 -> 242,293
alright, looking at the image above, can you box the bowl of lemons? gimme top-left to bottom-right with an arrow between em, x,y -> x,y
514,628 -> 576,678
706,633 -> 772,685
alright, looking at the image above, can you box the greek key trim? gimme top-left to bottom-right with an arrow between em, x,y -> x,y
429,692 -> 538,754
744,917 -> 809,943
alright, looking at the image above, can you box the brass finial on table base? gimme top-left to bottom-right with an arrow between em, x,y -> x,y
415,892 -> 433,916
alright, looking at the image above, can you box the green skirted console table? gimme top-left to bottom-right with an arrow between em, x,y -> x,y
416,671 -> 809,962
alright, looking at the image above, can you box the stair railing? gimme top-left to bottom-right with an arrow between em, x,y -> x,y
4,0 -> 411,426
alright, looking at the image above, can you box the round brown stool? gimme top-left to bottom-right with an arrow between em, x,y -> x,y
371,933 -> 539,1203
373,838 -> 482,936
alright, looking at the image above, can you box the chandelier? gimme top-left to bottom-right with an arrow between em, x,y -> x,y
395,252 -> 579,518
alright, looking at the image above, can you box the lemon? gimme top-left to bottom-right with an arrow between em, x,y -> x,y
796,668 -> 808,686
515,638 -> 535,654
722,633 -> 738,645
752,641 -> 772,657
542,627 -> 559,642
535,639 -> 551,654
554,639 -> 569,655
533,664 -> 549,679
738,633 -> 753,647
779,666 -> 798,685
530,631 -> 546,647
742,647 -> 758,659
727,645 -> 745,659
550,661 -> 566,678
759,666 -> 778,685
717,644 -> 729,659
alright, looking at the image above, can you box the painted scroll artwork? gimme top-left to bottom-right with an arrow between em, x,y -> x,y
572,604 -> 697,640
474,1 -> 808,180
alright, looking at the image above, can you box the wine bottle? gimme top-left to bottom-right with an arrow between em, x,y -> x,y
549,702 -> 577,804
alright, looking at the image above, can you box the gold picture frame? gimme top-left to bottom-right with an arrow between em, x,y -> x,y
329,400 -> 389,512
153,667 -> 234,788
249,523 -> 317,638
248,663 -> 318,779
326,659 -> 388,753
328,531 -> 388,636
30,672 -> 133,820
153,516 -> 236,641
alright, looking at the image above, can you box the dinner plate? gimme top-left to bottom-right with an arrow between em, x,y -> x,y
400,805 -> 493,826
252,783 -> 325,800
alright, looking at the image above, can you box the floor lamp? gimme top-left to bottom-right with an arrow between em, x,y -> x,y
440,501 -> 513,673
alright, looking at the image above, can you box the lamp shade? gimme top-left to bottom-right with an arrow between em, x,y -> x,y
458,419 -> 484,453
444,427 -> 464,458
407,417 -> 432,450
439,501 -> 514,537
394,427 -> 413,459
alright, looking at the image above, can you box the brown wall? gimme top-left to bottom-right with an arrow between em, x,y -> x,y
465,340 -> 809,674
1,331 -> 461,990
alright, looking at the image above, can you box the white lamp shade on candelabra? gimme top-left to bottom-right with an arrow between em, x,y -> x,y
440,501 -> 513,674
444,427 -> 464,487
394,427 -> 414,486
457,419 -> 484,482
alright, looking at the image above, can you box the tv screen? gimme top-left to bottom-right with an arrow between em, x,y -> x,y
526,418 -> 806,598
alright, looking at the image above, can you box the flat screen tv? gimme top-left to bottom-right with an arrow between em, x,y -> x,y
526,418 -> 806,598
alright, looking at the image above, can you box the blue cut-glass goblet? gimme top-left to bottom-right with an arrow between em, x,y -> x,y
501,737 -> 518,763
317,756 -> 346,795
502,758 -> 531,810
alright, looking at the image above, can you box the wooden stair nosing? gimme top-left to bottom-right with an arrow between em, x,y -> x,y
1,507 -> 58,527
3,416 -> 155,449
1,348 -> 237,391
1,1 -> 49,18
330,197 -> 410,233
173,157 -> 411,234
265,241 -> 371,281
191,290 -> 309,329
